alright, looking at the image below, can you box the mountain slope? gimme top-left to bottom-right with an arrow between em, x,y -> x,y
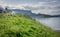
0,13 -> 59,37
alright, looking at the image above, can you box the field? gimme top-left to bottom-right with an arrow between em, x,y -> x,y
0,13 -> 59,37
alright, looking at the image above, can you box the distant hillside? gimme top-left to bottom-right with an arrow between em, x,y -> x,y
50,15 -> 60,17
0,6 -> 60,17
11,9 -> 60,18
0,13 -> 59,37
0,7 -> 59,18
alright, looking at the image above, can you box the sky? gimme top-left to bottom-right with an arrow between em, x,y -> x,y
0,0 -> 60,15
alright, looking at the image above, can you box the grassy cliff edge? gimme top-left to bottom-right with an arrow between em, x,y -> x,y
0,13 -> 59,37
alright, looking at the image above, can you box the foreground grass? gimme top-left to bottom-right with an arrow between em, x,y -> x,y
0,13 -> 59,37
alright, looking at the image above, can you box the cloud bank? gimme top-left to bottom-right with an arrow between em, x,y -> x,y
0,0 -> 60,15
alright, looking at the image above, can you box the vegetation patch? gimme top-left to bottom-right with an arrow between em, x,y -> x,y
0,13 -> 59,37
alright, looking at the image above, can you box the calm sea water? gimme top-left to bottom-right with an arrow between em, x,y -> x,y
36,17 -> 60,30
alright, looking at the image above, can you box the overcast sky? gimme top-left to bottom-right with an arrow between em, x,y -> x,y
0,0 -> 60,15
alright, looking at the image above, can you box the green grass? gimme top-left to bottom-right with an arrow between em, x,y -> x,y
0,13 -> 59,37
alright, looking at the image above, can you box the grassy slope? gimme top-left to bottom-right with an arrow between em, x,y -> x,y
0,13 -> 59,37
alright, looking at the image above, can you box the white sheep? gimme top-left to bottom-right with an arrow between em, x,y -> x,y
11,11 -> 15,16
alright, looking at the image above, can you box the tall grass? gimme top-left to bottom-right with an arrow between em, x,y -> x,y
0,13 -> 59,37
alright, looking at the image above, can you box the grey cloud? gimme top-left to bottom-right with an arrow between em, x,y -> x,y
0,0 -> 60,15
24,6 -> 46,10
23,1 -> 60,15
1,0 -> 47,4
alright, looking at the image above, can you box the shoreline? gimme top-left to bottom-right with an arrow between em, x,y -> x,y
55,30 -> 60,32
55,30 -> 60,35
